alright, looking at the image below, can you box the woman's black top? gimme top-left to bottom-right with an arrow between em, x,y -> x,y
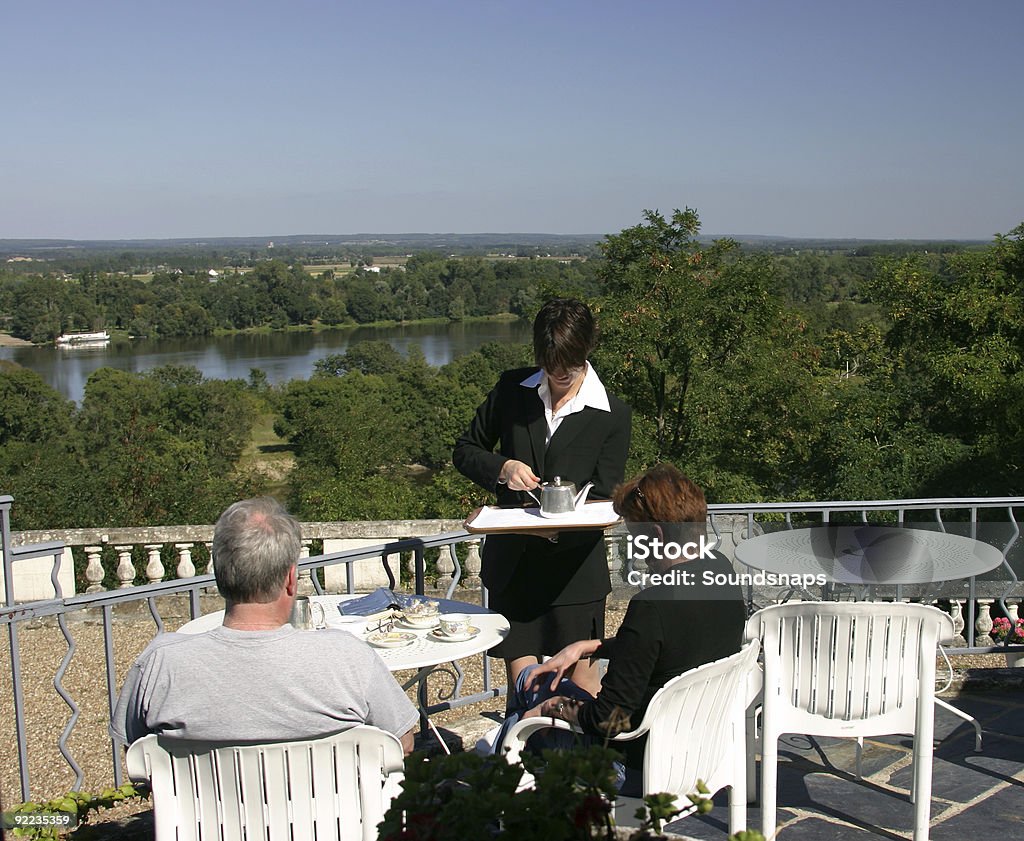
576,552 -> 747,767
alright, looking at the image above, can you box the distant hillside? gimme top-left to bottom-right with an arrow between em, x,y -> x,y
0,233 -> 605,259
0,232 -> 990,264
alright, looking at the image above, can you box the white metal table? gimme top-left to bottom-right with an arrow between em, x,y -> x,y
734,525 -> 1004,587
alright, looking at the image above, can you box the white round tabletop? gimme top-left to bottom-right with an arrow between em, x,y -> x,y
176,594 -> 509,671
734,526 -> 1004,586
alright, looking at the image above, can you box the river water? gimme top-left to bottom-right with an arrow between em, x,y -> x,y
0,320 -> 531,403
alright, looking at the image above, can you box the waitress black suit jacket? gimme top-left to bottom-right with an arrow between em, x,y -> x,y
453,367 -> 631,609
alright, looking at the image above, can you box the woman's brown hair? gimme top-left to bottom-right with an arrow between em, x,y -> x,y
613,463 -> 707,543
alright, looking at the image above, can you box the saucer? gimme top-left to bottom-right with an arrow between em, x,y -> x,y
429,626 -> 480,643
366,631 -> 417,649
397,616 -> 440,630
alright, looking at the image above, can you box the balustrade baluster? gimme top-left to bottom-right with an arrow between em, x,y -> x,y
84,546 -> 105,593
144,544 -> 164,584
464,539 -> 482,587
976,599 -> 995,646
604,533 -> 621,581
175,543 -> 195,579
950,600 -> 967,647
436,545 -> 456,591
297,540 -> 315,595
115,545 -> 136,588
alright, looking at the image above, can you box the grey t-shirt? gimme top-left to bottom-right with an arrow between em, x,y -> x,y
110,625 -> 418,745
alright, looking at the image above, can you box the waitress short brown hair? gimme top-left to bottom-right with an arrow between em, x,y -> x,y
532,298 -> 597,373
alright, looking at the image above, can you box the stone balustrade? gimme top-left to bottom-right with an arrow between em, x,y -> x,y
9,519 -> 489,598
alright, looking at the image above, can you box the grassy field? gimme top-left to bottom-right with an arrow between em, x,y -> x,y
239,411 -> 294,494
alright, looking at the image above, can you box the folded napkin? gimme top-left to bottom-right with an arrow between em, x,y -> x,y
337,587 -> 401,616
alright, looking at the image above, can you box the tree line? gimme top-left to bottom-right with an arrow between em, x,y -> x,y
1,238 -> 894,345
1,210 -> 1021,540
0,256 -> 600,343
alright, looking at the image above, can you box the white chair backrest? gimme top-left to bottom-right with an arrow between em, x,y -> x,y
628,640 -> 760,796
126,725 -> 405,841
745,602 -> 953,736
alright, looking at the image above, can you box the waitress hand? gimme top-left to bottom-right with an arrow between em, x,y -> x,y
499,460 -> 540,492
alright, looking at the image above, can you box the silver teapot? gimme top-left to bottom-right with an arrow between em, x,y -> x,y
529,476 -> 594,516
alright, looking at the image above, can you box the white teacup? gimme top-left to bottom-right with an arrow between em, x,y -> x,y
438,613 -> 470,637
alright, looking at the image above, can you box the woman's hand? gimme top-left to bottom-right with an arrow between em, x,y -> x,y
499,459 -> 541,492
527,639 -> 602,692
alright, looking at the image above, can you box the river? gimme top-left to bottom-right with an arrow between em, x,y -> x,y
0,320 -> 531,403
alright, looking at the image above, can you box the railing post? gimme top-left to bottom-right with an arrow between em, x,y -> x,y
84,545 -> 105,592
3,496 -> 32,799
115,545 -> 136,588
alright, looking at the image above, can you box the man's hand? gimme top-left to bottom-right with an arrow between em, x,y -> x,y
400,729 -> 415,756
539,695 -> 582,724
499,459 -> 540,492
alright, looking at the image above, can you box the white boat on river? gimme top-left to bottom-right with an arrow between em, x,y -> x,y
55,331 -> 111,347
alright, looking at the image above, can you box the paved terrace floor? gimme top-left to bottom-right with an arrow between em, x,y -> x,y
667,687 -> 1024,839
438,676 -> 1024,840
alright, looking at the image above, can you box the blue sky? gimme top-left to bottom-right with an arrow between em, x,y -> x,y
3,0 -> 1022,240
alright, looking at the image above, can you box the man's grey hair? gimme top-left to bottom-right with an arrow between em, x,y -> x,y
212,497 -> 302,603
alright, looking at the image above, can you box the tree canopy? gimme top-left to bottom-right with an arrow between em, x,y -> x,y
3,212 -> 1023,532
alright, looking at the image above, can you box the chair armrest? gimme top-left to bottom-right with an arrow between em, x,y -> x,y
498,714 -> 652,767
499,716 -> 577,765
125,735 -> 155,782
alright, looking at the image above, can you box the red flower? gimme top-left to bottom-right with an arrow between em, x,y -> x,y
573,793 -> 611,829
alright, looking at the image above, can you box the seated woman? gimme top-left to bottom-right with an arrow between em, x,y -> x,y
496,463 -> 747,791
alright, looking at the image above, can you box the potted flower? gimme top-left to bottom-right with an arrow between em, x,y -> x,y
992,616 -> 1024,667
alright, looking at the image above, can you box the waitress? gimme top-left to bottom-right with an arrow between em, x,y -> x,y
453,298 -> 631,698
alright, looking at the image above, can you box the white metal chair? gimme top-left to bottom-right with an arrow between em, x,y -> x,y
745,602 -> 954,841
499,640 -> 760,836
125,725 -> 405,841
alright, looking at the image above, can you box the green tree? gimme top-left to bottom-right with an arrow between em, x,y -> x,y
859,222 -> 1024,495
594,208 -> 821,499
278,374 -> 419,520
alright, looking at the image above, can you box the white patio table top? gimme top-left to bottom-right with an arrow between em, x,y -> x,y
735,525 -> 1003,586
177,594 -> 509,671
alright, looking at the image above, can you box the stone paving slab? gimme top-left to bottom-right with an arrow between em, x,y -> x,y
928,777 -> 1024,836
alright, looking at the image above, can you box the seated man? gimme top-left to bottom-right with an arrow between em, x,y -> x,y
110,497 -> 418,754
